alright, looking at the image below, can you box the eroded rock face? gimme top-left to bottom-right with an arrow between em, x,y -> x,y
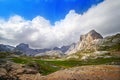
78,30 -> 103,50
66,30 -> 103,55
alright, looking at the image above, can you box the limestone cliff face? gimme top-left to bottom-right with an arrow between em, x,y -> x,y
78,30 -> 103,51
66,30 -> 103,55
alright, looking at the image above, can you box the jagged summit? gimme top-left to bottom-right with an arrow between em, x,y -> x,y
88,30 -> 103,38
79,30 -> 103,51
16,43 -> 29,50
80,30 -> 103,41
89,29 -> 97,33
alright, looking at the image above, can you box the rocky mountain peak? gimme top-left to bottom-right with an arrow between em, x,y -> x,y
80,30 -> 103,41
16,43 -> 29,50
66,30 -> 104,55
0,44 -> 14,52
89,29 -> 97,34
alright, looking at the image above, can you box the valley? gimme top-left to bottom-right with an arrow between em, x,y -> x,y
0,30 -> 120,80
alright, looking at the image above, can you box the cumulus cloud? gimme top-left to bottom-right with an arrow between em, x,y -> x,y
0,0 -> 120,48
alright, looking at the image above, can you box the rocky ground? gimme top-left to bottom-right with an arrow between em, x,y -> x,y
0,61 -> 41,80
1,61 -> 119,80
41,65 -> 120,80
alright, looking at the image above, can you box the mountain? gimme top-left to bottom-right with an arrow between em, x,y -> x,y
80,30 -> 103,41
0,30 -> 119,58
35,50 -> 63,58
65,43 -> 76,55
0,43 -> 66,57
34,45 -> 71,58
66,30 -> 120,60
53,45 -> 70,53
0,44 -> 15,52
78,29 -> 103,50
33,45 -> 70,57
14,43 -> 51,56
66,30 -> 103,55
14,43 -> 36,56
97,33 -> 120,51
13,43 -> 66,57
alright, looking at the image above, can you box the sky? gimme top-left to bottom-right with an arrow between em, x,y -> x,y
0,0 -> 120,49
0,0 -> 103,24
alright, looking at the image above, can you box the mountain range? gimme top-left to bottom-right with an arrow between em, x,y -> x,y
0,30 -> 120,58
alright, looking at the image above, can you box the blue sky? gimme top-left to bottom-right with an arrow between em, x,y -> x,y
0,0 -> 103,24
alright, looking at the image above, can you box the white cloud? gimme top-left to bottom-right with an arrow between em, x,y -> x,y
0,0 -> 120,48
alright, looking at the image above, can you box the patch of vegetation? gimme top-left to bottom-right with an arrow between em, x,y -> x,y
35,55 -> 60,59
35,60 -> 60,75
11,57 -> 30,64
11,55 -> 120,75
98,43 -> 120,51
0,52 -> 11,58
109,43 -> 120,51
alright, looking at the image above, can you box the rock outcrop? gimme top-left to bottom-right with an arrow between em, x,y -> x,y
78,30 -> 103,51
66,30 -> 103,55
0,61 -> 41,80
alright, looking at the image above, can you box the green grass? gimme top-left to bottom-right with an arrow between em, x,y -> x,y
34,60 -> 60,75
0,52 -> 11,58
11,56 -> 120,75
82,57 -> 120,65
11,57 -> 30,64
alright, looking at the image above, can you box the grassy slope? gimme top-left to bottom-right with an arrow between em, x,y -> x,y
11,56 -> 120,75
